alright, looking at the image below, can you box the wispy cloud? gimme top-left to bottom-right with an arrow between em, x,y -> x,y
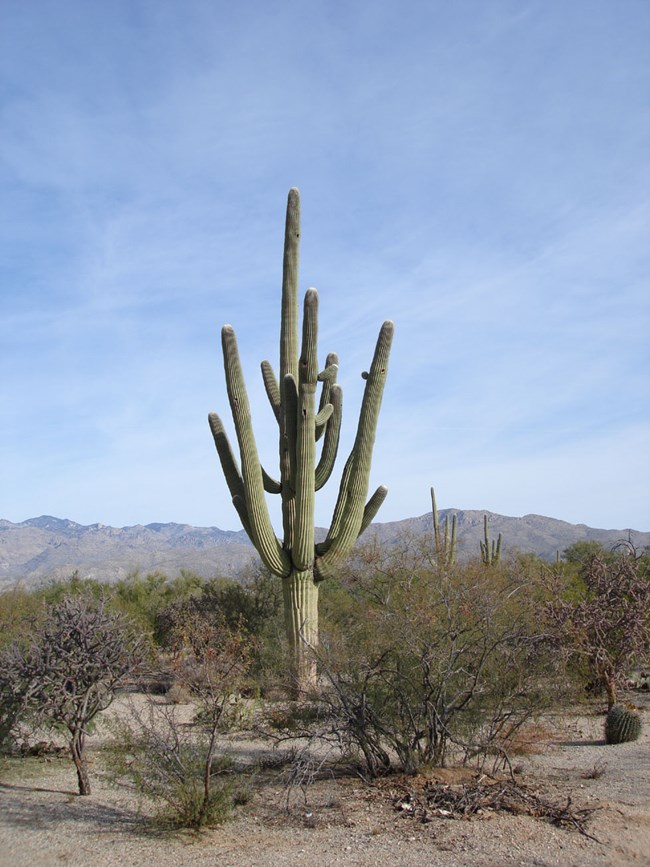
1,0 -> 648,532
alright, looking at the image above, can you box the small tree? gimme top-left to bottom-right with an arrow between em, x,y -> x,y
0,594 -> 143,794
546,555 -> 650,708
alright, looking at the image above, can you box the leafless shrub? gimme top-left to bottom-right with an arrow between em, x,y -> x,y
0,594 -> 142,794
106,608 -> 253,829
546,556 -> 650,708
581,760 -> 607,780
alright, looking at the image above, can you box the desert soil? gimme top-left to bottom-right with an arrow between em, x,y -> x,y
1,694 -> 649,867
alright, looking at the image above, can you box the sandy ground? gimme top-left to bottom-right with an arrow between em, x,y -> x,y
1,694 -> 649,867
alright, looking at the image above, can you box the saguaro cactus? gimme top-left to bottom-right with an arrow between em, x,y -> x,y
430,487 -> 457,567
209,189 -> 393,691
480,514 -> 502,566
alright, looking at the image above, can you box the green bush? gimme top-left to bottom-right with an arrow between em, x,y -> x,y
107,609 -> 254,829
314,543 -> 565,777
106,704 -> 246,829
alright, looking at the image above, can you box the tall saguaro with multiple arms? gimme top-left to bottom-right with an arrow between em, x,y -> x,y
209,189 -> 393,690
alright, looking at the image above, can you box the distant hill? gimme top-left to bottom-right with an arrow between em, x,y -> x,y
0,517 -> 254,588
1,512 -> 648,589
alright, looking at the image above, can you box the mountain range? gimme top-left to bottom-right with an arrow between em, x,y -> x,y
1,512 -> 648,589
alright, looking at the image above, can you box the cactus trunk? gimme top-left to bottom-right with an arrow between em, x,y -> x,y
282,568 -> 319,690
209,189 -> 392,694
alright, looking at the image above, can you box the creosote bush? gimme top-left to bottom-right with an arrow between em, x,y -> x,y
106,607 -> 254,829
269,540 -> 565,779
105,701 -> 248,830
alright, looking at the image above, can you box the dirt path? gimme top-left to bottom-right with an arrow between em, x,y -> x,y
1,697 -> 648,866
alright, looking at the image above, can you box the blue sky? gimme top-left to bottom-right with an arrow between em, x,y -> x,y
1,0 -> 648,533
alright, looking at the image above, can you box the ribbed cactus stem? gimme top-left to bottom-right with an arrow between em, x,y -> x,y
605,704 -> 642,744
316,320 -> 393,576
280,188 -> 300,382
261,360 -> 281,420
315,384 -> 341,490
220,325 -> 290,577
282,569 -> 319,690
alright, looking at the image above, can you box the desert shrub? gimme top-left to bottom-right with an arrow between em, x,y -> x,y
0,593 -> 143,792
112,569 -> 207,636
0,677 -> 23,753
545,555 -> 650,708
313,544 -> 563,777
107,607 -> 254,829
106,701 -> 249,830
0,586 -> 45,651
36,571 -> 106,605
154,565 -> 284,695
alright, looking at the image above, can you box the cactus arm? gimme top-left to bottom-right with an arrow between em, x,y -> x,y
314,402 -> 334,428
261,360 -> 281,421
315,354 -> 339,441
280,188 -> 300,382
298,289 -> 319,386
431,487 -> 441,551
277,188 -> 300,555
431,486 -> 458,566
293,383 -> 315,570
481,515 -> 501,565
231,493 -> 253,538
318,353 -> 339,384
450,514 -> 457,564
357,485 -> 388,538
280,373 -> 298,547
315,486 -> 387,581
221,324 -> 290,577
315,384 -> 342,490
261,466 -> 282,494
315,452 -> 353,557
317,320 -> 393,572
208,412 -> 244,500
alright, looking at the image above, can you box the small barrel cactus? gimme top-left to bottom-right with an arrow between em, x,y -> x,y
605,703 -> 642,744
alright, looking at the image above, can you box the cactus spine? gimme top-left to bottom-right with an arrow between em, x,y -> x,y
431,487 -> 457,567
209,189 -> 393,691
605,703 -> 642,744
480,514 -> 502,566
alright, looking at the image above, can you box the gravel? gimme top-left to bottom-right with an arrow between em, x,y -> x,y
1,695 -> 648,867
